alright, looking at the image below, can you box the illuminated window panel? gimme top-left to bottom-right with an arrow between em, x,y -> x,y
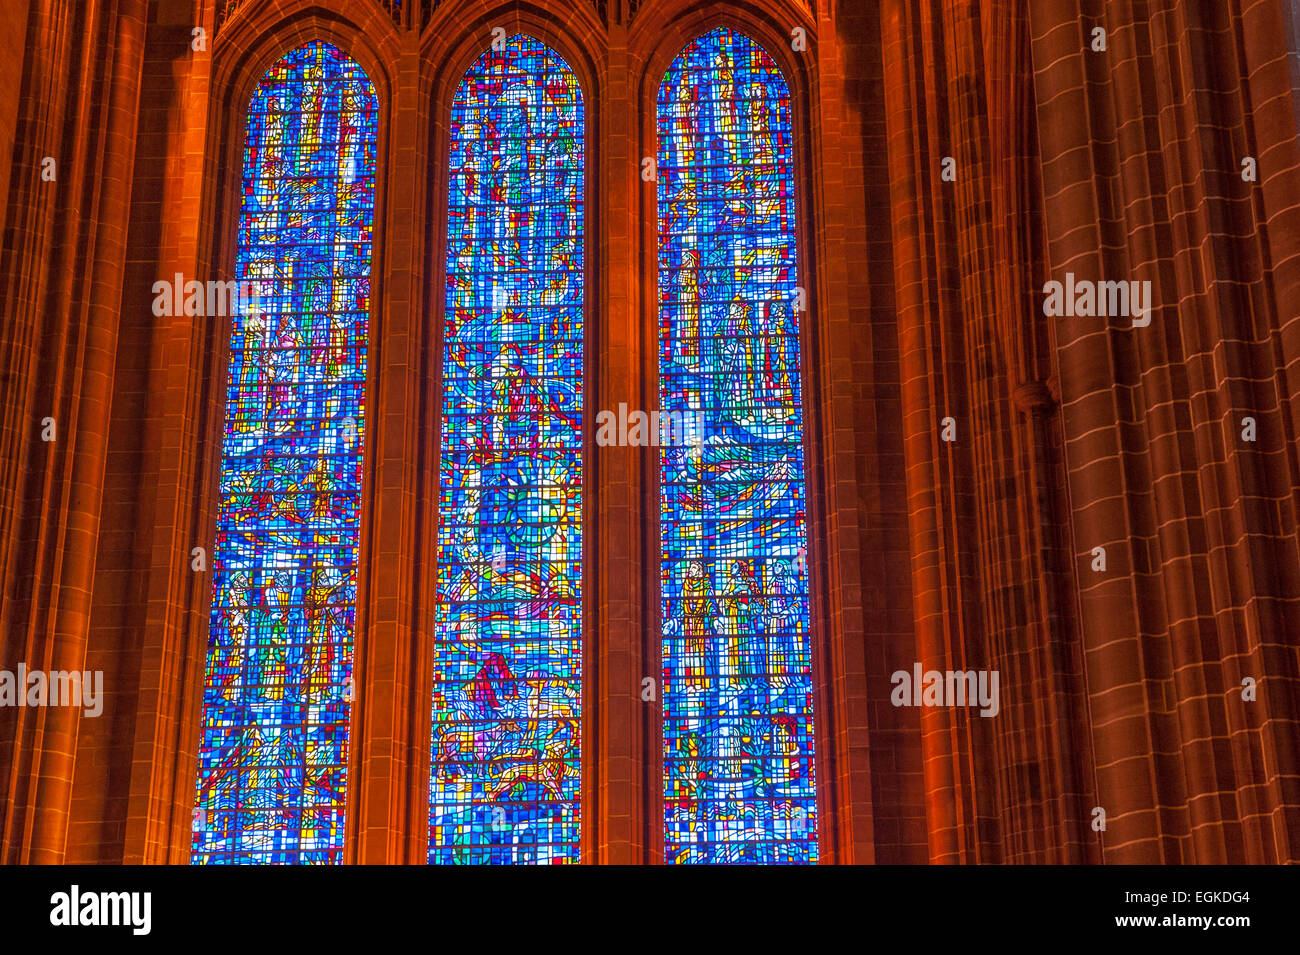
193,42 -> 378,864
430,35 -> 584,865
657,28 -> 818,864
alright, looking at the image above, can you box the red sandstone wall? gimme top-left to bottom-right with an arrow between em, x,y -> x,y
1029,0 -> 1300,863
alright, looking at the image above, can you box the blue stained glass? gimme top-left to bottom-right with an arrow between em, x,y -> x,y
193,42 -> 377,864
657,28 -> 818,864
429,35 -> 584,865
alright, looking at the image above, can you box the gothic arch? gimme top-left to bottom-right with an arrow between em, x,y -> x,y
185,5 -> 400,864
628,5 -> 851,862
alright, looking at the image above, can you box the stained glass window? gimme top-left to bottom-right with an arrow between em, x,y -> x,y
193,42 -> 378,864
429,35 -> 584,864
657,28 -> 818,864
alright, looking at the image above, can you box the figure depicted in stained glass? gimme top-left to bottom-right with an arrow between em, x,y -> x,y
658,28 -> 819,864
193,42 -> 377,865
430,35 -> 584,865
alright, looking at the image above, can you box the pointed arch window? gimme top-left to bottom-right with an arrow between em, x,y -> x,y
656,27 -> 818,864
193,42 -> 378,864
429,35 -> 585,864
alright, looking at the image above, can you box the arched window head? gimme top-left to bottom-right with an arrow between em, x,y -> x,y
430,34 -> 584,865
657,27 -> 818,864
193,41 -> 378,865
